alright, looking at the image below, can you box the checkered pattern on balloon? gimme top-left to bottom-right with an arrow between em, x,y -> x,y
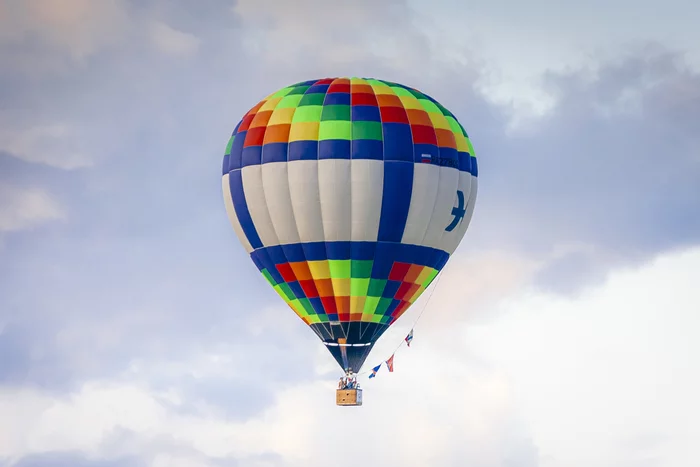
222,77 -> 478,374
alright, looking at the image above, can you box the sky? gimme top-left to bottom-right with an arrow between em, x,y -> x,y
0,0 -> 699,466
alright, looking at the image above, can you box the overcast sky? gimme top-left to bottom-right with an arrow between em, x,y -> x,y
0,1 -> 699,466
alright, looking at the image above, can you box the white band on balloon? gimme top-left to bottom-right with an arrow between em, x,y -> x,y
324,342 -> 372,347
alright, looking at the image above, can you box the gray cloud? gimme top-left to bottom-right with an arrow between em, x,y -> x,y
0,183 -> 64,232
454,48 -> 700,293
6,451 -> 143,467
4,437 -> 281,467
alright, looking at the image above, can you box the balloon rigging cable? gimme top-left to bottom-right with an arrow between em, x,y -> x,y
356,261 -> 449,378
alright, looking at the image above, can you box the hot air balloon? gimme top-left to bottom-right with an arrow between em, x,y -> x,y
221,77 -> 478,402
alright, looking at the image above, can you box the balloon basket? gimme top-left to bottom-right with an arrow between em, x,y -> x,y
336,388 -> 363,406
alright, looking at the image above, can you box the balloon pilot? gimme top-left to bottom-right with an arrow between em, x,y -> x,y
338,368 -> 360,390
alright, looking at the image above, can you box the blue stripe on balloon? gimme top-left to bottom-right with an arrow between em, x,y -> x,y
288,141 -> 318,161
351,140 -> 384,160
262,142 -> 288,164
250,241 -> 449,268
377,161 -> 413,243
266,245 -> 287,265
228,169 -> 263,250
439,146 -> 459,166
223,120 -> 243,174
229,141 -> 476,174
222,154 -> 230,175
254,247 -> 283,284
228,131 -> 246,171
370,241 -> 398,279
326,241 -> 351,260
319,140 -> 351,159
382,123 -> 414,162
301,243 -> 326,262
241,146 -> 262,168
457,151 -> 470,172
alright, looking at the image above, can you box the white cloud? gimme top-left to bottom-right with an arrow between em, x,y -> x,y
0,370 -> 531,467
410,0 -> 700,118
0,0 -> 130,62
427,249 -> 541,324
465,246 -> 700,467
0,124 -> 93,170
0,184 -> 65,232
1,247 -> 697,467
150,22 -> 200,57
231,0 -> 432,69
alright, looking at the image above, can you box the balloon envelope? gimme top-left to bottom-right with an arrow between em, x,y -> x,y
222,77 -> 478,372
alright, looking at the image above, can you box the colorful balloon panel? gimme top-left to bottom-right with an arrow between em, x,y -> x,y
222,77 -> 478,372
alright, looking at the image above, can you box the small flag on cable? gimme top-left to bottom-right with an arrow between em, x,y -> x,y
368,364 -> 381,379
405,329 -> 414,347
386,354 -> 395,372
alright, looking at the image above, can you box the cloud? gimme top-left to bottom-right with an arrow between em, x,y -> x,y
2,246 -> 698,467
0,0 -> 130,65
469,246 -> 700,467
0,1 -> 213,175
9,451 -> 142,467
455,48 -> 700,293
0,124 -> 93,170
149,22 -> 200,57
0,184 -> 64,232
0,359 -> 536,467
231,0 -> 441,72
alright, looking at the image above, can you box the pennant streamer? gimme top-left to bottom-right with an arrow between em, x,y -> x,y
386,354 -> 395,372
405,329 -> 414,347
362,269 -> 445,380
363,330 -> 410,379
